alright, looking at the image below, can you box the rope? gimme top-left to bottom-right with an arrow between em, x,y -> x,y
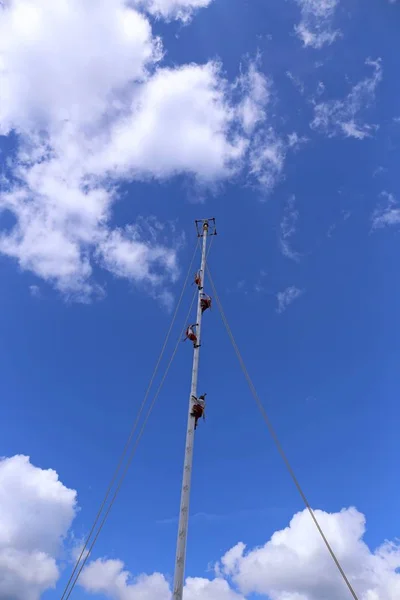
60,244 -> 198,600
206,265 -> 360,600
64,289 -> 198,599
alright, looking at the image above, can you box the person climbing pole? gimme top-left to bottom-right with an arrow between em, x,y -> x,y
184,324 -> 200,348
200,294 -> 212,314
191,393 -> 207,430
193,271 -> 202,290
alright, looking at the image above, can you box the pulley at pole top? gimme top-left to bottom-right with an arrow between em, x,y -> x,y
195,218 -> 217,237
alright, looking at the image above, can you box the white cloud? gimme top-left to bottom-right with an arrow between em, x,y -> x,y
295,0 -> 340,49
280,195 -> 300,261
0,0 -> 160,135
0,0 -> 269,300
80,559 -> 171,600
249,128 -> 286,193
29,284 -> 40,297
235,60 -> 288,194
0,455 -> 77,600
371,192 -> 400,229
2,464 -> 398,600
373,166 -> 387,177
277,285 -> 303,313
80,558 -> 245,600
0,169 -> 108,300
287,132 -> 308,150
281,196 -> 298,238
98,222 -> 179,291
0,0 -> 287,299
184,577 -> 245,600
69,536 -> 90,565
132,0 -> 213,22
311,59 -> 382,139
218,507 -> 400,600
88,62 -> 246,182
0,0 -> 182,300
79,506 -> 400,600
236,60 -> 270,134
316,81 -> 326,96
286,71 -> 305,95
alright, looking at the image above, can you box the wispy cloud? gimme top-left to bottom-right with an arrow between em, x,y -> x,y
281,195 -> 299,238
133,0 -> 213,22
236,57 -> 270,135
316,81 -> 326,97
326,223 -> 336,238
228,273 -> 270,296
373,166 -> 387,177
287,132 -> 309,150
311,58 -> 382,139
29,285 -> 41,298
277,286 -> 303,313
286,71 -> 305,95
236,58 -> 290,195
157,512 -> 225,525
279,195 -> 300,261
371,192 -> 400,229
68,533 -> 90,564
254,269 -> 269,294
226,279 -> 249,296
249,129 -> 286,193
295,0 -> 341,49
157,506 -> 281,525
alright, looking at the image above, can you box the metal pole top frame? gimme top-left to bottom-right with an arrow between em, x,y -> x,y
195,218 -> 217,237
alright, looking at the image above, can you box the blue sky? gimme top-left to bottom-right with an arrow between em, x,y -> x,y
0,1 -> 400,599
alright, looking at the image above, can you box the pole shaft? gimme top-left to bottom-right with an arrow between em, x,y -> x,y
172,224 -> 208,600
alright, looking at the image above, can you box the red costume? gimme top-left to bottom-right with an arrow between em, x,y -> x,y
184,324 -> 199,348
200,295 -> 212,314
191,394 -> 207,430
194,272 -> 202,289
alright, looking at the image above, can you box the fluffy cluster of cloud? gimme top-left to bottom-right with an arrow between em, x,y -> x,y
79,506 -> 400,600
277,285 -> 303,313
2,453 -> 400,600
80,559 -> 246,600
0,0 -> 285,301
311,59 -> 382,139
80,560 -> 171,600
295,0 -> 340,49
217,507 -> 400,600
372,192 -> 400,229
0,0 -> 385,302
133,0 -> 214,22
0,455 -> 77,600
